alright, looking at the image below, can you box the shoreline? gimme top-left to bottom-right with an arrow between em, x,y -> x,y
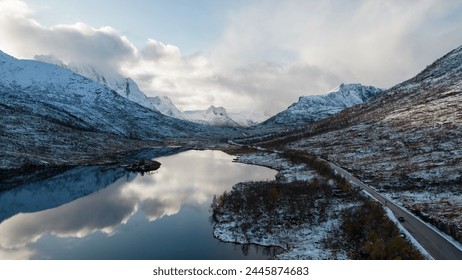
212,150 -> 426,260
212,151 -> 347,259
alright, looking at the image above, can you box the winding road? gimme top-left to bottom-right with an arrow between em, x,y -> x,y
324,159 -> 462,260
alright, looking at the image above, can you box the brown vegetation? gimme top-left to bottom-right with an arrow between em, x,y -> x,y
325,200 -> 424,260
281,150 -> 351,191
212,149 -> 425,259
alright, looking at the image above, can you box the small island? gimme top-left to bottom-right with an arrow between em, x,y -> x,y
124,159 -> 161,174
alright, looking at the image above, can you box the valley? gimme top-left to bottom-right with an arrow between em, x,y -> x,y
1,44 -> 461,259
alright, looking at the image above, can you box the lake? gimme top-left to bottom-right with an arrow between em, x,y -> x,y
0,150 -> 278,259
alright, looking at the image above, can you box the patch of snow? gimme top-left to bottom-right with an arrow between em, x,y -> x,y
235,153 -> 316,183
149,96 -> 186,119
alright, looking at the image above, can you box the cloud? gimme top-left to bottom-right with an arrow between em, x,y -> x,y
0,1 -> 136,75
0,0 -> 461,114
0,0 -> 32,15
0,0 -> 231,111
122,39 -> 223,110
212,0 -> 462,87
214,62 -> 342,114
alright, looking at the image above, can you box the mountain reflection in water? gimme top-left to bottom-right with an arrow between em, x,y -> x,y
0,150 -> 277,259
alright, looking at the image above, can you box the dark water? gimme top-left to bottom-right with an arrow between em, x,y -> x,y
0,150 -> 278,259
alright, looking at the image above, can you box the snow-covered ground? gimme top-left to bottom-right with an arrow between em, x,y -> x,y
213,152 -> 351,259
214,212 -> 347,260
34,54 -> 155,110
236,153 -> 317,182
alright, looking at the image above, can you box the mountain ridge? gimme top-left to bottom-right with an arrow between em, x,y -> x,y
0,50 -> 235,174
35,55 -> 265,128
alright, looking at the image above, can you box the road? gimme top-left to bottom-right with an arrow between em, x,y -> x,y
227,140 -> 462,259
324,159 -> 462,260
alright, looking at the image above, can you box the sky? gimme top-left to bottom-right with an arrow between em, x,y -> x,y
1,0 -> 462,115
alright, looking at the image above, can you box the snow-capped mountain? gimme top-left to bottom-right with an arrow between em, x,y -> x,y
149,96 -> 186,120
259,83 -> 384,128
1,51 -> 185,139
0,50 -> 233,173
184,106 -> 241,128
229,111 -> 269,127
34,55 -> 154,110
150,95 -> 266,128
34,55 -> 264,128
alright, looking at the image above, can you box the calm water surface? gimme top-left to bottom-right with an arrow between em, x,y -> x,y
0,150 -> 278,259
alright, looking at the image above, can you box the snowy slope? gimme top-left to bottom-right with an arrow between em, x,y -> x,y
259,83 -> 384,128
184,106 -> 241,128
149,96 -> 186,120
252,46 -> 462,189
34,55 -> 154,110
0,50 -> 235,172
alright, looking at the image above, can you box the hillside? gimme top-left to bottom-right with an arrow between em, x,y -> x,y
0,51 -> 234,177
149,96 -> 186,120
282,45 -> 462,188
245,45 -> 462,240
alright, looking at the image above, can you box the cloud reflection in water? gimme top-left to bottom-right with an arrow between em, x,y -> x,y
0,150 -> 276,259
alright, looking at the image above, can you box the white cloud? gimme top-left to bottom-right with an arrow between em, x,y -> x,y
0,0 -> 32,16
0,0 -> 461,114
0,13 -> 136,75
213,0 -> 462,86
